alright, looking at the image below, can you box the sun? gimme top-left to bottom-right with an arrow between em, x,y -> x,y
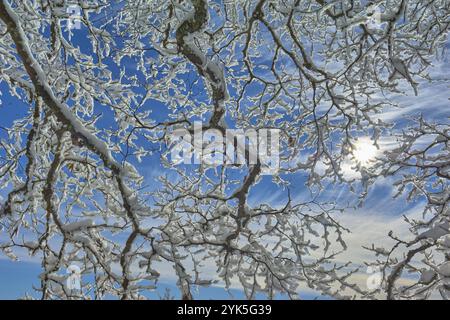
352,138 -> 379,166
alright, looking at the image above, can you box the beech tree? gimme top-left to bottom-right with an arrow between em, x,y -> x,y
0,0 -> 448,299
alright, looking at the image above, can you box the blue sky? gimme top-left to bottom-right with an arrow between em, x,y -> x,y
1,59 -> 447,297
0,257 -> 332,300
0,3 -> 449,300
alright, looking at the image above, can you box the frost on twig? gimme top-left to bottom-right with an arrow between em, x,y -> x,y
0,0 -> 448,300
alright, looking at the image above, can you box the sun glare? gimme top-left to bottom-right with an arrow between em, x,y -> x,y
352,138 -> 378,166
